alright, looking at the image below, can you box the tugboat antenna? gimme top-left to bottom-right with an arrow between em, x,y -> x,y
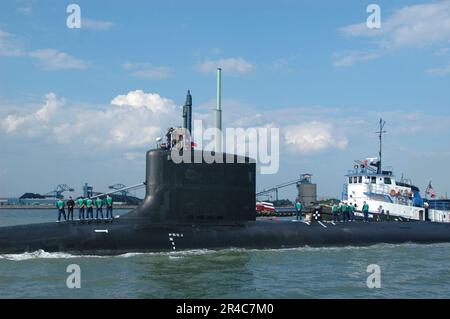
376,118 -> 387,174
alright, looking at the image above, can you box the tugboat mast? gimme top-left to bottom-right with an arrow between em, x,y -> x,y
376,118 -> 387,174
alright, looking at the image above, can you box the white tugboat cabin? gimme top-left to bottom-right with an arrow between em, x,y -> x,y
342,119 -> 449,223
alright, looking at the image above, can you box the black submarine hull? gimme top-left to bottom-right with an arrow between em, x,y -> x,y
2,218 -> 450,255
2,149 -> 450,255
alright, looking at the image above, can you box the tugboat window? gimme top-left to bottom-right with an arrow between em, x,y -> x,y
371,177 -> 376,184
349,177 -> 353,184
384,177 -> 392,184
359,176 -> 363,183
353,176 -> 358,183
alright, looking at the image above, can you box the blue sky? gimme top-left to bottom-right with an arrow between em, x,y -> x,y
1,0 -> 450,200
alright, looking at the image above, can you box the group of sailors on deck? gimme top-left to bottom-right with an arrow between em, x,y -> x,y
56,195 -> 114,222
331,201 -> 370,222
294,199 -> 370,222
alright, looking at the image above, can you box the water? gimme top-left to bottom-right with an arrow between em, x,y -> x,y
1,209 -> 450,298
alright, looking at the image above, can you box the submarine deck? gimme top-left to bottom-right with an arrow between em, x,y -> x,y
1,215 -> 450,256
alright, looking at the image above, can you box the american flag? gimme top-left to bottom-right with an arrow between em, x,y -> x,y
426,182 -> 436,198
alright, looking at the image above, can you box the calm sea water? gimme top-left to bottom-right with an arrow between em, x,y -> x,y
1,209 -> 450,298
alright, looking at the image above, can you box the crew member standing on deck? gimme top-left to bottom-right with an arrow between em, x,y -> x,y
295,200 -> 303,221
340,202 -> 348,222
77,197 -> 85,221
106,195 -> 114,220
86,196 -> 94,220
362,201 -> 370,222
66,196 -> 75,221
56,198 -> 66,222
351,204 -> 357,221
332,202 -> 339,222
95,197 -> 104,220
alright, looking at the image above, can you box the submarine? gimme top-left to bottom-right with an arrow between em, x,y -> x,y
2,90 -> 450,255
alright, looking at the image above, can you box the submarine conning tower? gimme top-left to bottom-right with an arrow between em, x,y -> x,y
124,89 -> 256,224
123,149 -> 256,224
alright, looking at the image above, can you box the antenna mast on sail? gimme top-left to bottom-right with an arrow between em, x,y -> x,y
376,118 -> 387,174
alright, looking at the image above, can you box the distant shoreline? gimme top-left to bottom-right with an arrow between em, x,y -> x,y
0,205 -> 139,210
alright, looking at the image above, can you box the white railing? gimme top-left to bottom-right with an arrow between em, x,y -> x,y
429,209 -> 450,223
368,184 -> 414,206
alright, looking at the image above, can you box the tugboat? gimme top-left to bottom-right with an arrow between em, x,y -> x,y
343,119 -> 449,223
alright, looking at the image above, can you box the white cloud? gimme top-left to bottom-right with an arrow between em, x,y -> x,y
4,91 -> 450,163
111,90 -> 175,113
0,29 -> 88,74
195,57 -> 255,75
0,90 -> 179,148
56,91 -> 178,148
52,90 -> 178,148
0,92 -> 64,134
29,49 -> 89,70
82,18 -> 114,30
284,122 -> 348,153
332,51 -> 380,67
340,1 -> 450,49
426,63 -> 450,76
1,114 -> 27,133
35,93 -> 63,123
0,28 -> 24,56
123,62 -> 174,79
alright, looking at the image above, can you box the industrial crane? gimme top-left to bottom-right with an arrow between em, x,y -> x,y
108,183 -> 129,196
256,178 -> 302,201
44,184 -> 75,199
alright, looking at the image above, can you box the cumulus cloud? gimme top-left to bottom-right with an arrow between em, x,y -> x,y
284,122 -> 348,153
0,92 -> 64,134
340,1 -> 450,49
52,91 -> 178,148
0,28 -> 88,72
0,90 -> 180,149
110,90 -> 175,113
123,62 -> 174,79
82,18 -> 114,30
335,2 -> 450,68
4,90 -> 450,162
195,57 -> 255,75
29,49 -> 89,70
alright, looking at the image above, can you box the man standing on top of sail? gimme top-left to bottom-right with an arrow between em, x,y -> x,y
56,198 -> 66,222
106,195 -> 114,220
362,201 -> 370,222
77,197 -> 85,221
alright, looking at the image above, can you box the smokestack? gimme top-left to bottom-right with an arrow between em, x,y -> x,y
183,90 -> 192,134
215,68 -> 222,152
